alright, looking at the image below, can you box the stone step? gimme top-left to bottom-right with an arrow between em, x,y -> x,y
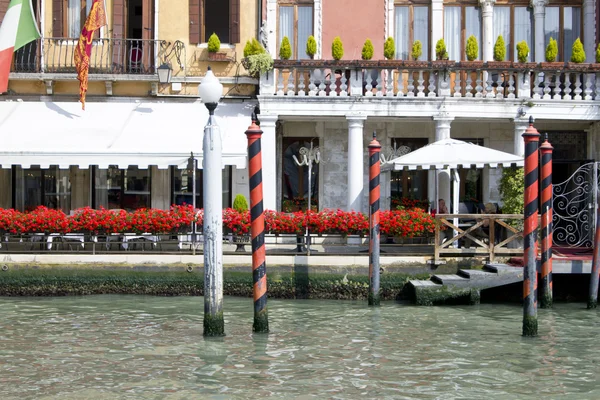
408,279 -> 440,288
458,269 -> 497,279
431,274 -> 470,286
484,263 -> 523,274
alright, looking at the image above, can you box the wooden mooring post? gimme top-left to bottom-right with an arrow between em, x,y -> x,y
368,132 -> 381,306
522,116 -> 540,337
588,205 -> 600,309
539,135 -> 553,309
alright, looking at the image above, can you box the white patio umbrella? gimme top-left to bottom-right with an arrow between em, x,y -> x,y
382,138 -> 524,242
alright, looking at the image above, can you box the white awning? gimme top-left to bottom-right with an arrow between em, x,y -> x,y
0,100 -> 256,169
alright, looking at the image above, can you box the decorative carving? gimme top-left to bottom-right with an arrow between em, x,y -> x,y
529,0 -> 549,13
260,20 -> 270,54
44,80 -> 53,95
478,0 -> 496,14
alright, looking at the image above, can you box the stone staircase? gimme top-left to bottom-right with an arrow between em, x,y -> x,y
408,263 -> 524,305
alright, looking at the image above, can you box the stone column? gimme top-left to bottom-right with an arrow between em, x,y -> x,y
480,0 -> 496,62
431,0 -> 444,61
583,0 -> 597,63
150,167 -> 170,210
513,118 -> 529,157
314,0 -> 323,59
346,114 -> 367,212
0,169 -> 11,208
433,114 -> 454,208
531,0 -> 549,63
266,0 -> 277,57
260,114 -> 278,211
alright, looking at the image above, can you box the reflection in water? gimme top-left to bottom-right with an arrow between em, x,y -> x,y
1,296 -> 600,399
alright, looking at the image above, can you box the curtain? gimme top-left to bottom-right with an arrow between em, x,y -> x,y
563,7 -> 581,62
544,7 -> 559,57
514,7 -> 533,62
67,0 -> 80,38
279,6 -> 294,57
414,7 -> 429,60
394,6 -> 408,59
444,7 -> 460,60
465,7 -> 481,60
297,6 -> 313,59
493,6 -> 510,60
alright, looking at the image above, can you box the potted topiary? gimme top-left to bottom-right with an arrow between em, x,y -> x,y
567,38 -> 588,71
232,194 -> 249,252
540,37 -> 562,70
331,36 -> 344,62
515,40 -> 536,69
461,35 -> 482,69
306,35 -> 317,59
242,38 -> 272,77
592,43 -> 600,71
207,33 -> 229,61
360,38 -> 377,67
379,36 -> 401,68
432,38 -> 454,68
488,35 -> 511,69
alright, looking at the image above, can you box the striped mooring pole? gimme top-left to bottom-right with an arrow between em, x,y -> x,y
245,113 -> 269,333
368,132 -> 381,306
588,202 -> 600,309
539,135 -> 553,309
522,116 -> 540,337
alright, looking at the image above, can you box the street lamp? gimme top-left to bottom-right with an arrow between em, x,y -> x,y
157,62 -> 172,84
199,66 -> 224,337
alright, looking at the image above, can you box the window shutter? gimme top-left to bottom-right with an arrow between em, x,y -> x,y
113,0 -> 126,40
52,0 -> 63,37
230,0 -> 240,43
189,0 -> 201,43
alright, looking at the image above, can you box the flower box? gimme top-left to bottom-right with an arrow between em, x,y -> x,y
459,60 -> 484,70
403,60 -> 429,69
486,61 -> 512,70
565,62 -> 590,72
378,59 -> 404,69
539,62 -> 565,71
431,60 -> 456,69
208,52 -> 230,61
513,62 -> 538,70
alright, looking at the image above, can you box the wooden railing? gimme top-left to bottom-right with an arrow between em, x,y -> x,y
434,213 -> 524,264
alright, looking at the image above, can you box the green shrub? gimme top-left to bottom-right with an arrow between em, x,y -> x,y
306,35 -> 317,58
435,39 -> 448,60
384,37 -> 395,60
516,40 -> 529,63
411,40 -> 422,61
332,36 -> 344,60
545,37 -> 558,62
207,33 -> 220,53
596,43 -> 600,63
361,39 -> 374,60
466,35 -> 478,61
244,38 -> 265,57
499,167 -> 524,230
570,38 -> 586,63
279,36 -> 292,60
245,53 -> 274,78
493,35 -> 505,61
233,194 -> 249,212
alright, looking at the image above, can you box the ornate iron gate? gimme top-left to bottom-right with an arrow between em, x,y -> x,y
552,162 -> 598,248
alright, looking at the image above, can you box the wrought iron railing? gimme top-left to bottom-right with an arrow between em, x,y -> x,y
12,38 -> 167,75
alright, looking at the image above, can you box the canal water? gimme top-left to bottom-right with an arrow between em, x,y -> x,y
1,296 -> 600,399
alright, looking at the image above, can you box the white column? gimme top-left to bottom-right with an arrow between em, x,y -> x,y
583,0 -> 597,63
346,114 -> 367,212
431,0 -> 444,61
513,118 -> 529,157
266,0 -> 277,56
531,0 -> 549,62
434,114 -> 454,209
480,0 -> 496,62
314,0 -> 323,59
260,114 -> 278,211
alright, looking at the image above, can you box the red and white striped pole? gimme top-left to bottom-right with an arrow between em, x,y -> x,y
368,132 -> 381,306
245,113 -> 269,333
522,116 -> 540,336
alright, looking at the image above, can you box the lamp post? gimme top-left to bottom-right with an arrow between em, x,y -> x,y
157,62 -> 172,84
293,141 -> 320,255
198,66 -> 225,337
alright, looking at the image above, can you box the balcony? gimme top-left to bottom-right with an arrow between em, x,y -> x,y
11,38 -> 170,78
262,60 -> 600,101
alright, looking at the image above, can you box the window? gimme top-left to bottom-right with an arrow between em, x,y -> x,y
171,165 -> 232,209
545,5 -> 582,62
489,5 -> 533,62
278,1 -> 314,59
13,166 -> 71,213
394,4 -> 429,60
189,0 -> 240,44
282,138 -> 319,212
93,166 -> 151,211
67,0 -> 92,38
444,5 -> 481,61
455,139 -> 483,203
390,138 -> 428,208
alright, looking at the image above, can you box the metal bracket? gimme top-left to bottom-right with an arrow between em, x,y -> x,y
105,81 -> 113,96
44,80 -> 53,95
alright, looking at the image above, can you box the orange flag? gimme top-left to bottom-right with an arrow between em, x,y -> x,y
74,0 -> 106,110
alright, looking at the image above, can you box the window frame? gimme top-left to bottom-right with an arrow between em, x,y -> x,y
277,0 -> 314,60
281,136 -> 320,212
91,166 -> 152,211
393,1 -> 431,61
11,166 -> 71,212
64,0 -> 91,38
443,1 -> 483,61
389,138 -> 429,205
169,165 -> 233,209
542,2 -> 584,62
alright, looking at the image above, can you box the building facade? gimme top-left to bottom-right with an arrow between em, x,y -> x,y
258,0 -> 600,214
0,0 -> 259,213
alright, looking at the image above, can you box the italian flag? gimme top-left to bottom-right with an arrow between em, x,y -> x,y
0,0 -> 40,93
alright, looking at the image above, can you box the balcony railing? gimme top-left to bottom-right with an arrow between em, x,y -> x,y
12,38 -> 165,75
263,60 -> 600,101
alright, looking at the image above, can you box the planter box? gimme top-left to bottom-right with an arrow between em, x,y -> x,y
346,235 -> 366,245
486,61 -> 512,70
431,60 -> 456,69
589,63 -> 600,71
378,59 -> 404,69
403,60 -> 429,69
207,52 -> 231,61
566,62 -> 590,72
513,62 -> 538,70
459,60 -> 484,70
539,62 -> 565,71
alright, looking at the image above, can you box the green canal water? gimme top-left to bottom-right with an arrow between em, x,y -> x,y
1,296 -> 600,399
